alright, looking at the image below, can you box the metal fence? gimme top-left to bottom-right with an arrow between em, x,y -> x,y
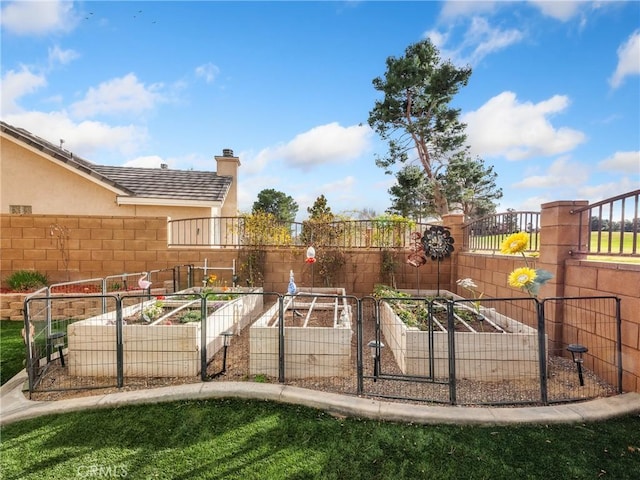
22,289 -> 622,406
541,296 -> 622,403
570,189 -> 640,257
167,217 -> 436,249
461,211 -> 541,253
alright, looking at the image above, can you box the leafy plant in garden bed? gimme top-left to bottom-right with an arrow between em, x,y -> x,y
124,298 -> 229,325
372,284 -> 499,333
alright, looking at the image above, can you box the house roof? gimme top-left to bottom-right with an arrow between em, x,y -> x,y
1,121 -> 232,204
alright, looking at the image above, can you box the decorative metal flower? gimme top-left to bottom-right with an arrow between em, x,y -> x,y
421,225 -> 455,261
406,232 -> 427,267
456,277 -> 484,315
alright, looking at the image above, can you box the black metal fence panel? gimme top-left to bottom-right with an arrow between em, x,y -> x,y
22,290 -> 622,406
23,294 -> 121,397
541,296 -> 622,403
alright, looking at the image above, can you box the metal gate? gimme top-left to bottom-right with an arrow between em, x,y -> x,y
358,295 -> 454,404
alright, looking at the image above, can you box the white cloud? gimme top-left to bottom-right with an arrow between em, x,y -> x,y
609,30 -> 640,89
439,1 -> 497,19
242,123 -> 372,175
195,63 -> 220,84
577,178 -> 639,203
70,73 -> 164,118
2,111 -> 148,158
122,155 -> 167,168
0,66 -> 47,114
274,123 -> 372,170
295,176 -> 360,219
465,17 -> 524,63
512,157 -> 589,189
0,0 -> 78,35
508,194 -> 555,212
426,17 -> 523,66
463,91 -> 587,160
48,45 -> 80,67
597,151 -> 640,174
527,0 -> 583,21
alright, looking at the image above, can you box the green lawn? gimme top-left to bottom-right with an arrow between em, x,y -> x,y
589,231 -> 639,255
1,320 -> 25,386
1,400 -> 639,480
1,319 -> 640,479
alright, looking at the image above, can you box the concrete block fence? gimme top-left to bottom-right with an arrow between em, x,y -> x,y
1,204 -> 638,393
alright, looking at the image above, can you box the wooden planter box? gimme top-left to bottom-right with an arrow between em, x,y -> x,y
249,287 -> 352,378
380,290 -> 545,380
67,288 -> 262,377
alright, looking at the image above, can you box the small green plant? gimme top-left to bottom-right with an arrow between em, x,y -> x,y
143,301 -> 164,320
179,310 -> 201,323
5,270 -> 49,292
253,374 -> 269,383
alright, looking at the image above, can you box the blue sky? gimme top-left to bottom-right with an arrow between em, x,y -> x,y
2,1 -> 639,220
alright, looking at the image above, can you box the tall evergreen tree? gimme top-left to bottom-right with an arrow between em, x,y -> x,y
368,39 -> 472,217
438,153 -> 502,220
386,165 -> 433,220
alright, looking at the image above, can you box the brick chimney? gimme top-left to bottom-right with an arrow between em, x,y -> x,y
215,148 -> 240,216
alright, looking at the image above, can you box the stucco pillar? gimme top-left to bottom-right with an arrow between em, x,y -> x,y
539,199 -> 589,355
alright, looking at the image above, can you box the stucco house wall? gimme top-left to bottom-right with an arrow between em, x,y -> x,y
1,122 -> 239,221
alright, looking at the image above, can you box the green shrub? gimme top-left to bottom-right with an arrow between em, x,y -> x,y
5,270 -> 48,291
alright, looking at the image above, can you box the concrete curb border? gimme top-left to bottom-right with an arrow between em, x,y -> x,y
2,369 -> 639,427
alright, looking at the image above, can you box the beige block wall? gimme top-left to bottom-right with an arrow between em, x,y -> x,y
1,212 -> 638,394
565,259 -> 640,393
457,252 -> 640,394
0,212 -> 446,305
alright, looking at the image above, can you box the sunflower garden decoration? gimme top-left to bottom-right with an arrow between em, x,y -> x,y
501,232 -> 553,298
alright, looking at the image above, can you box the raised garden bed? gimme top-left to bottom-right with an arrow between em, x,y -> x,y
379,289 -> 546,380
67,288 -> 263,377
249,287 -> 352,379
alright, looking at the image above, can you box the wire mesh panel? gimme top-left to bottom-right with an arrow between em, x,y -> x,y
203,291 -> 276,382
542,296 -> 621,403
450,297 -> 544,406
247,289 -> 360,396
116,293 -> 201,380
363,295 -> 453,404
24,294 -> 120,398
21,286 -> 623,407
115,289 -> 263,384
364,293 -> 545,405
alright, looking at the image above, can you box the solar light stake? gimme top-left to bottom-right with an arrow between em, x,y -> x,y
367,340 -> 384,382
212,331 -> 234,378
220,331 -> 233,374
567,344 -> 588,386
